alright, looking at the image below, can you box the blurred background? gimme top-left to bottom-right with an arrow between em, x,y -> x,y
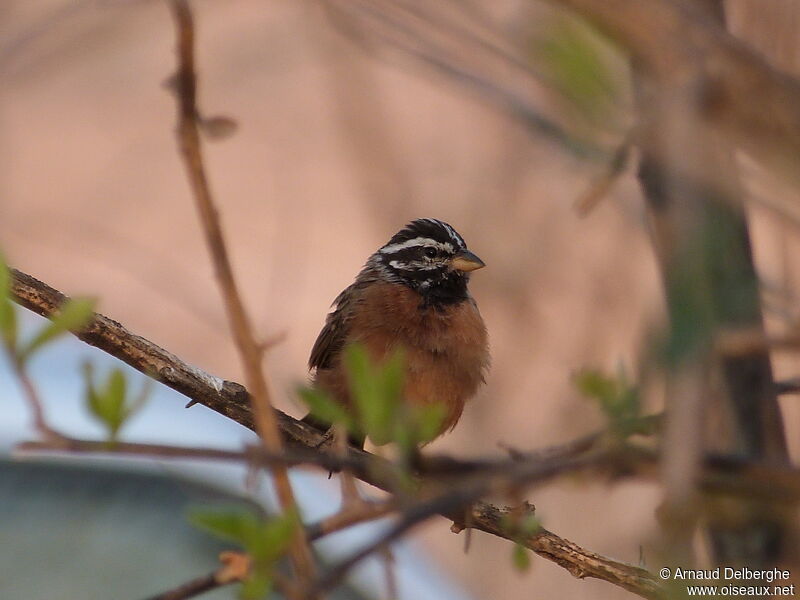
2,1 -> 800,598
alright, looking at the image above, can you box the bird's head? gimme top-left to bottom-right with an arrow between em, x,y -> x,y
369,218 -> 485,306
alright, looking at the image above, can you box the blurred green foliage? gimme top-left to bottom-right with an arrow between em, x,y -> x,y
573,367 -> 647,438
83,364 -> 149,441
20,298 -> 95,362
0,256 -> 17,349
0,254 -> 96,363
661,205 -> 761,367
1,253 -> 147,442
512,543 -> 531,572
297,386 -> 354,432
188,507 -> 297,599
500,513 -> 539,572
346,345 -> 405,447
532,16 -> 623,132
298,343 -> 446,453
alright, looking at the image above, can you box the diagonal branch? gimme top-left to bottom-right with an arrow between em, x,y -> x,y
8,266 -> 661,598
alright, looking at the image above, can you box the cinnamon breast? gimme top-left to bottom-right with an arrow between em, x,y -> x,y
315,281 -> 489,437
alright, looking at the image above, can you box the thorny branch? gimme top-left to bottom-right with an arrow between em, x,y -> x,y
166,0 -> 316,585
11,358 -> 58,441
8,266 -> 661,598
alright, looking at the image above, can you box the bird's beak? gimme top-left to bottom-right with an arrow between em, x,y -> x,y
451,250 -> 486,272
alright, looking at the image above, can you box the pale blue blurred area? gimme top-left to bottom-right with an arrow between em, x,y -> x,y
0,311 -> 473,600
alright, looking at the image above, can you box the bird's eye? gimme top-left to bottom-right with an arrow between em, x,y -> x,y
424,248 -> 437,259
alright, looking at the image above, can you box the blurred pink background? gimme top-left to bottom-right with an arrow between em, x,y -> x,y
3,1 -> 800,598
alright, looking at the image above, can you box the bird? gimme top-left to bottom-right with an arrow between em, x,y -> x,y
307,218 -> 489,447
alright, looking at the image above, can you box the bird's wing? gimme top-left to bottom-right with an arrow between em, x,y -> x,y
308,280 -> 364,371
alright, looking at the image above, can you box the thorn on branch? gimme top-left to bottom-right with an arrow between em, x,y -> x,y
215,551 -> 251,585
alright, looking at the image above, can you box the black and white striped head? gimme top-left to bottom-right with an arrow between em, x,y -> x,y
369,218 -> 485,305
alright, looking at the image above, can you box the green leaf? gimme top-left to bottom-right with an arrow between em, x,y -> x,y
21,298 -> 95,360
512,544 -> 531,572
105,369 -> 127,421
88,371 -> 125,437
534,17 -> 621,128
188,507 -> 262,546
250,512 -> 297,564
297,386 -> 354,431
658,207 -> 757,368
188,507 -> 296,562
0,255 -> 8,300
84,366 -> 146,440
0,256 -> 17,350
573,370 -> 616,404
574,367 -> 643,436
345,345 -> 381,437
240,575 -> 271,600
345,344 -> 405,446
499,511 -> 540,537
519,514 -> 541,537
188,507 -> 296,600
0,301 -> 17,350
411,403 -> 447,446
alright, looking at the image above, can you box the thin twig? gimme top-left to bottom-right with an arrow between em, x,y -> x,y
14,363 -> 59,440
380,546 -> 398,600
15,437 -> 371,475
20,432 -> 800,505
499,431 -> 602,463
20,435 -> 404,556
1,319 -> 55,438
166,0 -> 316,584
774,377 -> 800,395
16,438 -> 247,462
306,501 -> 397,541
574,131 -> 635,216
